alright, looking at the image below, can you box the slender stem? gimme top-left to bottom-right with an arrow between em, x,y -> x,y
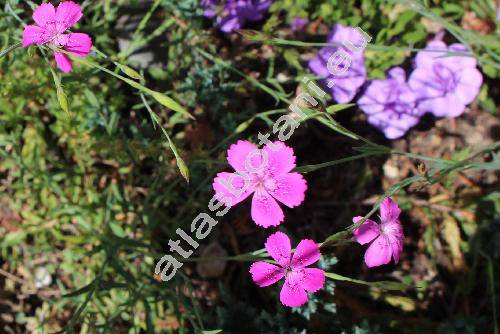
325,272 -> 371,286
0,42 -> 22,58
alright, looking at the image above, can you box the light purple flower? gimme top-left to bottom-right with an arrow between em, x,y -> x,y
408,41 -> 483,118
357,67 -> 420,139
353,197 -> 404,268
201,0 -> 272,33
308,24 -> 367,103
291,17 -> 307,32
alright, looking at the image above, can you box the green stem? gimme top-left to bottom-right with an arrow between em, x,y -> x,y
325,272 -> 417,291
0,42 -> 22,58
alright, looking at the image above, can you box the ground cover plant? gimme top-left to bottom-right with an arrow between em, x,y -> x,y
0,0 -> 499,333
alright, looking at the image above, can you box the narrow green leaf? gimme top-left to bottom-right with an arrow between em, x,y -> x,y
140,93 -> 190,182
109,221 -> 126,237
117,64 -> 143,81
59,260 -> 107,333
325,272 -> 416,291
55,48 -> 193,119
150,91 -> 194,119
235,118 -> 254,133
295,153 -> 376,174
326,103 -> 355,114
0,42 -> 21,58
62,279 -> 96,298
56,87 -> 69,114
159,125 -> 190,182
109,259 -> 137,286
50,69 -> 70,114
143,299 -> 155,334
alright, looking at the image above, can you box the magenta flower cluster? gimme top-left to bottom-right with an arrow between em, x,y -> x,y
213,140 -> 404,307
201,0 -> 272,33
309,25 -> 483,139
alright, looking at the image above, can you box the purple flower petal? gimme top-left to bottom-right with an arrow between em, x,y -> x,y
358,67 -> 419,139
308,24 -> 367,104
409,41 -> 483,118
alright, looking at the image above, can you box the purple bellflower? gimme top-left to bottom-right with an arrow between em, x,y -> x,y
358,67 -> 420,139
408,40 -> 483,118
201,0 -> 272,33
308,24 -> 368,104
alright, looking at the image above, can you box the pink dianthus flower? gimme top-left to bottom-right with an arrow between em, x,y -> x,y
22,1 -> 92,73
250,231 -> 325,307
213,140 -> 307,228
353,197 -> 404,268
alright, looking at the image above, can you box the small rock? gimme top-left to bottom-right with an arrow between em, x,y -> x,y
34,267 -> 52,289
383,160 -> 400,179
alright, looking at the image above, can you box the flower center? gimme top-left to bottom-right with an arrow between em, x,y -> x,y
255,175 -> 277,192
433,63 -> 457,94
285,267 -> 305,286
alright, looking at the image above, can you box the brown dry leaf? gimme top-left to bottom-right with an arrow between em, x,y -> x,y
429,194 -> 449,204
461,11 -> 494,34
0,202 -> 21,233
441,213 -> 466,272
156,316 -> 180,330
383,295 -> 417,312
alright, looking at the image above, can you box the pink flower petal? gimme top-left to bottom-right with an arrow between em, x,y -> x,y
364,235 -> 392,267
264,231 -> 291,267
32,3 -> 56,28
382,220 -> 404,264
249,261 -> 285,287
268,172 -> 307,208
291,239 -> 320,268
62,33 -> 92,57
213,172 -> 255,206
262,141 -> 296,177
226,140 -> 259,173
301,268 -> 325,292
280,273 -> 308,307
55,1 -> 83,33
54,51 -> 73,73
251,189 -> 284,227
22,25 -> 51,47
390,235 -> 403,264
380,197 -> 401,224
353,216 -> 380,245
